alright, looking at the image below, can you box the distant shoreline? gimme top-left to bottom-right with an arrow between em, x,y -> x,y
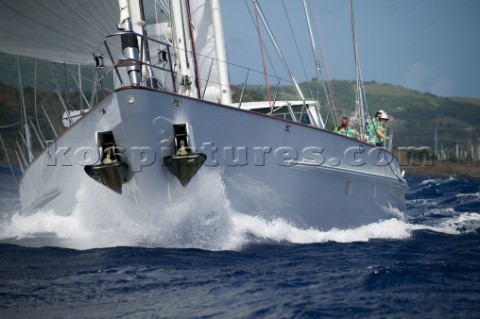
402,161 -> 480,179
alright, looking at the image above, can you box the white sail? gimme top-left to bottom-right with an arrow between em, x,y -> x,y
142,0 -> 232,103
0,0 -> 232,103
189,0 -> 232,104
0,0 -> 119,64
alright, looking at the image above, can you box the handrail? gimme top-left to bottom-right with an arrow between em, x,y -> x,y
92,32 -> 307,106
92,32 -> 177,93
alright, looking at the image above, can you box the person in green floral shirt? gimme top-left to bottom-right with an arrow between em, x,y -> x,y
334,117 -> 361,140
366,111 -> 389,146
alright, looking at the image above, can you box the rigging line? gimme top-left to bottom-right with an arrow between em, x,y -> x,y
253,0 -> 272,111
253,0 -> 306,103
16,58 -> 25,124
302,0 -> 322,102
64,62 -> 69,109
312,0 -> 337,121
16,57 -> 34,163
0,134 -> 18,186
154,0 -> 160,40
33,59 -> 47,144
349,1 -> 360,88
312,0 -> 335,102
243,0 -> 281,81
0,119 -> 26,129
304,0 -> 329,104
34,58 -> 38,125
47,63 -> 63,102
282,0 -> 314,100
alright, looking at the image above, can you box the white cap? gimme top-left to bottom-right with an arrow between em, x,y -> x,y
379,112 -> 390,120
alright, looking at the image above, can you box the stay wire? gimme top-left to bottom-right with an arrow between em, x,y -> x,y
243,0 -> 281,85
282,0 -> 314,99
0,118 -> 27,129
312,0 -> 338,123
253,0 -> 272,111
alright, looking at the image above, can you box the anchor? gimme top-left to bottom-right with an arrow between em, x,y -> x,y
163,152 -> 207,187
163,124 -> 206,186
84,161 -> 129,194
84,132 -> 130,194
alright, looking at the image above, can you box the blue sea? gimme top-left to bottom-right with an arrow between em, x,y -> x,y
0,165 -> 479,318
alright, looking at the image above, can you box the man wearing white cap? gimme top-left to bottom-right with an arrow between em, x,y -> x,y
367,110 -> 389,146
377,111 -> 390,146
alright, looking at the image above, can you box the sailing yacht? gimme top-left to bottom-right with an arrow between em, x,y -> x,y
0,0 -> 407,231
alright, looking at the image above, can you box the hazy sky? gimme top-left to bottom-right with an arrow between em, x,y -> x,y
221,0 -> 480,98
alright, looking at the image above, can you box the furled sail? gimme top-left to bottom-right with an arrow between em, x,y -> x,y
0,0 -> 119,64
142,0 -> 232,103
189,0 -> 232,104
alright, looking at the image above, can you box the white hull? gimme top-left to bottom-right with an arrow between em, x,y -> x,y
19,87 -> 407,230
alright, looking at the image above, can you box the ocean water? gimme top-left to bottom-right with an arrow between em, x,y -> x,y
0,165 -> 479,318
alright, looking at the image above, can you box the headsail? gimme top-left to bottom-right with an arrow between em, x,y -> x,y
0,0 -> 232,103
0,0 -> 119,64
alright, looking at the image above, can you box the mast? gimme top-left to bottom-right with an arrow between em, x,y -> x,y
170,0 -> 199,98
137,0 -> 157,88
349,0 -> 368,136
118,0 -> 141,86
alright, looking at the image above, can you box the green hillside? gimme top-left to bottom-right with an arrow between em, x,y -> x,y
231,80 -> 480,151
359,82 -> 479,149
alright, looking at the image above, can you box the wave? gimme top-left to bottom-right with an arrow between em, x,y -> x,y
1,170 -> 479,251
231,215 -> 413,244
0,168 -> 234,250
419,176 -> 457,187
408,207 -> 480,234
0,214 -> 414,251
4,208 -> 478,252
455,191 -> 480,201
434,212 -> 480,234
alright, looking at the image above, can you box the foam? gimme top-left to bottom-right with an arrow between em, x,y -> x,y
456,191 -> 480,200
0,168 -> 234,250
230,214 -> 412,245
1,170 -> 479,251
419,176 -> 457,187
